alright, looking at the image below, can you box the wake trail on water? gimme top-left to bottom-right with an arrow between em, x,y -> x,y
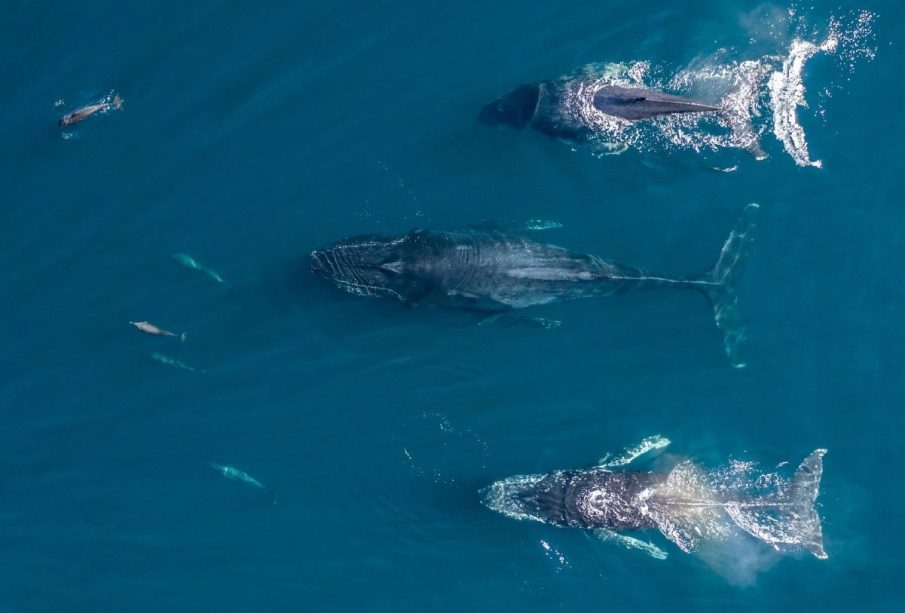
560,10 -> 876,166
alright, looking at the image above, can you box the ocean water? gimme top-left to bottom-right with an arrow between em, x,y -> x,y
0,0 -> 902,610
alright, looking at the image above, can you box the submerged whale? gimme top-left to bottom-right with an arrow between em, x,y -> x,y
480,436 -> 828,561
480,64 -> 766,158
310,204 -> 758,367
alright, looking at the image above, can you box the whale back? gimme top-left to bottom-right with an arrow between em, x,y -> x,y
593,85 -> 721,121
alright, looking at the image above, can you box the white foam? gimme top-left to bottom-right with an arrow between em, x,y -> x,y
553,12 -> 876,166
768,37 -> 836,167
640,453 -> 825,559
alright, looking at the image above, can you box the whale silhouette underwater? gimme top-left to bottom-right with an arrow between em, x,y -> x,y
480,436 -> 828,562
311,204 -> 758,367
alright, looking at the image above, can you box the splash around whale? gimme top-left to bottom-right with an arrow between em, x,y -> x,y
480,436 -> 828,566
311,205 -> 758,367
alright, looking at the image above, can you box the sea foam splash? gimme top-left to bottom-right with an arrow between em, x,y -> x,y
768,38 -> 836,167
640,450 -> 826,559
559,11 -> 876,167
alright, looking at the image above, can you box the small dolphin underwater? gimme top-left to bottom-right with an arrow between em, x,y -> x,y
480,436 -> 827,563
311,204 -> 758,367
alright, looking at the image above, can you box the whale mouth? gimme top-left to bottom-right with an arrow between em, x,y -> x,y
480,474 -> 550,523
310,249 -> 364,288
310,248 -> 404,300
310,249 -> 344,278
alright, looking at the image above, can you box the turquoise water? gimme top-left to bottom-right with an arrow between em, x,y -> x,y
0,1 -> 901,610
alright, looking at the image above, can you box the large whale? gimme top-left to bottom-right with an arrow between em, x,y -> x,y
480,436 -> 828,561
480,64 -> 766,158
310,204 -> 758,367
480,83 -> 719,132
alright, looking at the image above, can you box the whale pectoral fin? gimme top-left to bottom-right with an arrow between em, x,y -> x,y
592,141 -> 629,156
597,435 -> 671,468
593,529 -> 668,560
477,313 -> 503,327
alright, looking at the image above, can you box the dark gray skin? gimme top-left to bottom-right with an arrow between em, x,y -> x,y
311,228 -> 714,312
311,211 -> 757,367
479,81 -> 720,140
479,448 -> 828,561
481,469 -> 667,531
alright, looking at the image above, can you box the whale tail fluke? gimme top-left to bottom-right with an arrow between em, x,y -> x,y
788,449 -> 828,559
724,449 -> 828,560
647,449 -> 827,561
699,203 -> 759,368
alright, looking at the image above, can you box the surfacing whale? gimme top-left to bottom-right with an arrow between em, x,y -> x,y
480,83 -> 719,129
311,204 -> 758,367
480,436 -> 828,562
480,63 -> 766,159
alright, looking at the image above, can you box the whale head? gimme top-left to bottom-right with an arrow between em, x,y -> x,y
479,473 -> 562,525
479,84 -> 541,130
310,232 -> 421,302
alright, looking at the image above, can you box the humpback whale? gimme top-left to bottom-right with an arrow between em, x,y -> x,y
480,64 -> 766,158
480,436 -> 828,561
310,204 -> 758,367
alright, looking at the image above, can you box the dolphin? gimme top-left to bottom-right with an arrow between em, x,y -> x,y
310,204 -> 758,367
129,321 -> 187,343
480,436 -> 828,561
58,92 -> 122,128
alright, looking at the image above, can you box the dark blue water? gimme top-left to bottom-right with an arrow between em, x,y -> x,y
1,1 -> 901,610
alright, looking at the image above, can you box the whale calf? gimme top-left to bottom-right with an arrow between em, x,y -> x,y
311,204 -> 758,366
480,436 -> 827,561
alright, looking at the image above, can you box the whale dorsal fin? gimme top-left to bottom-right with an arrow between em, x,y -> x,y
597,435 -> 671,468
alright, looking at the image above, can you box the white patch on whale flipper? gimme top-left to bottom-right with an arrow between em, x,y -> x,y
593,528 -> 668,560
598,435 -> 671,468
